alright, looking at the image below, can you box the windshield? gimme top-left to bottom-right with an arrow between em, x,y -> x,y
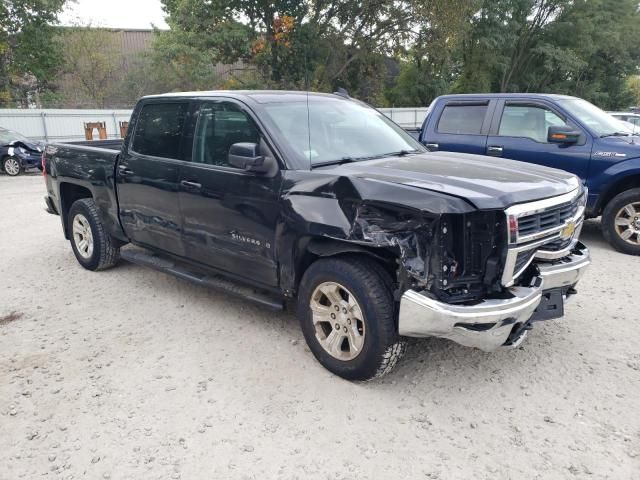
261,98 -> 425,166
557,98 -> 631,137
0,128 -> 30,145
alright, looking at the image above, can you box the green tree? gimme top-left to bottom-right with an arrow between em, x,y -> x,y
61,27 -> 121,108
386,0 -> 479,106
0,0 -> 67,107
454,0 -> 640,110
537,0 -> 640,109
154,0 -> 419,102
455,0 -> 572,94
627,76 -> 640,107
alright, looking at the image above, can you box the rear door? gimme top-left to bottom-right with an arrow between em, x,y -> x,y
178,99 -> 282,287
486,100 -> 592,180
420,100 -> 493,154
116,100 -> 191,256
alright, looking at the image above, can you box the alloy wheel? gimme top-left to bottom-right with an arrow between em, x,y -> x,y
614,202 -> 640,246
309,281 -> 366,361
72,214 -> 94,259
3,157 -> 21,176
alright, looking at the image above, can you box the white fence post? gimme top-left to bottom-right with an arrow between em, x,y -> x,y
41,112 -> 49,142
112,112 -> 118,139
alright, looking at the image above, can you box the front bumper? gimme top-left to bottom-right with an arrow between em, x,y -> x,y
398,242 -> 590,351
19,154 -> 41,169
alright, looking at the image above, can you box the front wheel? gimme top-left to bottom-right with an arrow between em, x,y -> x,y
2,156 -> 22,176
68,198 -> 120,270
602,188 -> 640,255
297,256 -> 406,381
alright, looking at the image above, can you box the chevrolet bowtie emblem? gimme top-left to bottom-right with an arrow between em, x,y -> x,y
560,221 -> 576,240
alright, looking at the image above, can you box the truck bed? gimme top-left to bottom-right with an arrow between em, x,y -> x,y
61,139 -> 123,151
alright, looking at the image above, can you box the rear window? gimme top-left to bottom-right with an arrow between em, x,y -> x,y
132,103 -> 188,159
437,104 -> 487,135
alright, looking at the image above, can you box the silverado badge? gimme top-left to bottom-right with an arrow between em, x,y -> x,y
559,221 -> 576,241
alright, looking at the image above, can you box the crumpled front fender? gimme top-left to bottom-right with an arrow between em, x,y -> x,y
276,171 -> 477,294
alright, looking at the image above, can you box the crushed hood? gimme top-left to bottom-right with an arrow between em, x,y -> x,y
322,152 -> 581,210
4,139 -> 43,152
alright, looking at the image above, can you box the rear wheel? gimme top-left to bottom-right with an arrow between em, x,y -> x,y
602,188 -> 640,255
297,256 -> 406,381
68,198 -> 120,270
2,156 -> 22,176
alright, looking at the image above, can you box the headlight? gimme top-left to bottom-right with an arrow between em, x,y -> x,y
578,186 -> 588,207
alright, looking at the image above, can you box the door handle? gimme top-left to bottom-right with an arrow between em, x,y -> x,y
118,165 -> 133,175
425,143 -> 439,151
487,145 -> 504,156
180,180 -> 202,190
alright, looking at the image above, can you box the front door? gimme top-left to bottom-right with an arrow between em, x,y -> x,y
178,100 -> 282,287
486,101 -> 592,180
116,100 -> 191,256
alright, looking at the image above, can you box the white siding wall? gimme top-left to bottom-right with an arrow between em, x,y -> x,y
377,107 -> 430,128
0,109 -> 133,142
0,107 -> 429,143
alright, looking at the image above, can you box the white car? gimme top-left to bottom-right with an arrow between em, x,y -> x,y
608,112 -> 640,133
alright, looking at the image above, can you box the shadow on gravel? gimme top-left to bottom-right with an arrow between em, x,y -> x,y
0,311 -> 23,326
579,218 -> 608,249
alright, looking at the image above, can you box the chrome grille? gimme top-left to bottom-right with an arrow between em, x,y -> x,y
501,187 -> 586,287
518,201 -> 579,238
514,249 -> 536,275
539,236 -> 573,252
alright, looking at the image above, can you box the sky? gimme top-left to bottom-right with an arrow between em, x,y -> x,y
58,0 -> 169,30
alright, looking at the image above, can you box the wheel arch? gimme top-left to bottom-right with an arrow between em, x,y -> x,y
595,172 -> 640,216
292,237 -> 398,294
59,182 -> 94,239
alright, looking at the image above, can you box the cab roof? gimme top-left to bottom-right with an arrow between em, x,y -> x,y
434,93 -> 579,101
142,90 -> 347,104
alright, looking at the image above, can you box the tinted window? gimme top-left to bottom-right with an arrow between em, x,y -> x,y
437,104 -> 487,134
132,103 -> 188,159
193,102 -> 260,167
499,105 -> 567,143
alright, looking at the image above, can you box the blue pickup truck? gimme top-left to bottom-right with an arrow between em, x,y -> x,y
413,94 -> 640,255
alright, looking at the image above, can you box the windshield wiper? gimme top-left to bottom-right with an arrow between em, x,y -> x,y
384,149 -> 422,157
600,131 -> 631,138
311,157 -> 361,169
311,149 -> 422,169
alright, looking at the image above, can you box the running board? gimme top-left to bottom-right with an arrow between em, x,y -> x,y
120,248 -> 284,310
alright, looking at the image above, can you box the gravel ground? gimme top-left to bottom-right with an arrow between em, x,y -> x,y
1,173 -> 639,480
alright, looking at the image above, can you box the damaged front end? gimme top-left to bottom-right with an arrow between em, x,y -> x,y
350,204 -> 507,305
393,189 -> 591,352
344,202 -> 552,351
281,174 -> 590,352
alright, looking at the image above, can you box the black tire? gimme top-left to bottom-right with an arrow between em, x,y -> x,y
602,188 -> 640,255
297,256 -> 406,381
2,156 -> 22,176
68,198 -> 120,270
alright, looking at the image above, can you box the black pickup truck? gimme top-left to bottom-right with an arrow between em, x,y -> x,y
43,91 -> 591,380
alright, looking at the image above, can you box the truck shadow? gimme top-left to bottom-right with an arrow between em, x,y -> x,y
108,238 -> 602,389
578,218 -> 608,249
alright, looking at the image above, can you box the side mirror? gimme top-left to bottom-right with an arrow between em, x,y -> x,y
228,141 -> 277,175
548,125 -> 581,144
228,142 -> 265,170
